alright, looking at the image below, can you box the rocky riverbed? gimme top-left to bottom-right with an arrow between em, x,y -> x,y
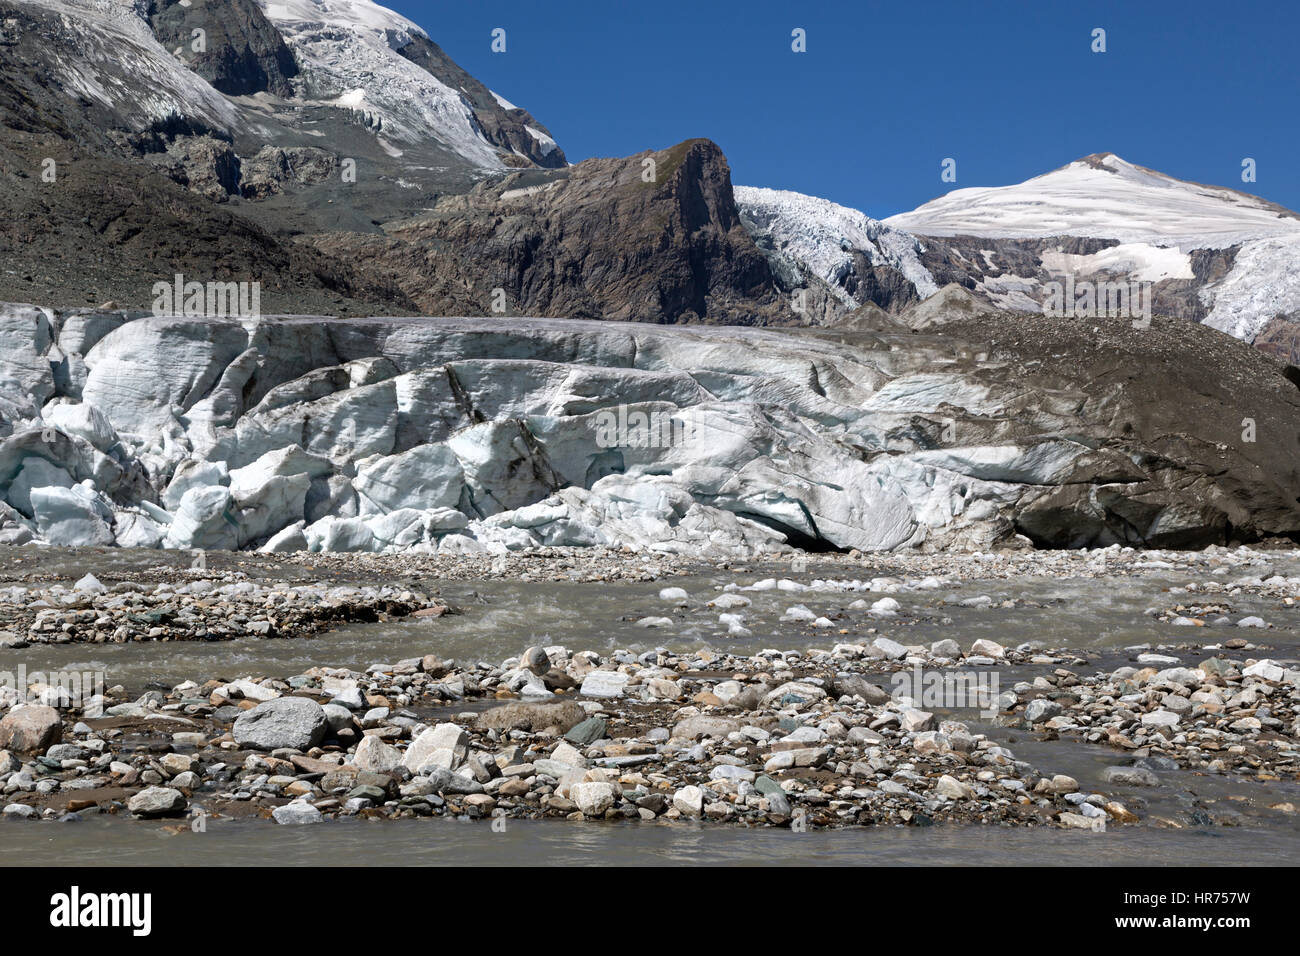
0,543 -> 1297,840
0,635 -> 1136,830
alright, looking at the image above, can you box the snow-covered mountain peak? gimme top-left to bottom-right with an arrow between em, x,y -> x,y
13,0 -> 554,170
885,153 -> 1300,250
1075,152 -> 1183,186
260,0 -> 425,41
252,0 -> 505,164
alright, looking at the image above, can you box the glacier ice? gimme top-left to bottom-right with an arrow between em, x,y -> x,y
0,305 -> 1220,557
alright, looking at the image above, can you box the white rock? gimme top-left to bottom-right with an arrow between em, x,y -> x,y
935,774 -> 972,799
404,723 -> 468,772
353,735 -> 403,773
872,637 -> 908,659
900,708 -> 934,732
550,741 -> 587,768
1243,660 -> 1285,682
570,781 -> 616,816
1141,710 -> 1181,728
73,572 -> 106,593
673,785 -> 704,816
272,801 -> 324,824
580,670 -> 629,698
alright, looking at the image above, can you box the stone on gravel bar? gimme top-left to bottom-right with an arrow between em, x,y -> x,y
353,735 -> 403,773
0,705 -> 62,753
128,786 -> 188,818
673,785 -> 704,817
404,723 -> 468,772
272,801 -> 324,824
233,697 -> 328,751
564,717 -> 607,747
476,700 -> 586,734
580,670 -> 629,698
570,781 -> 617,816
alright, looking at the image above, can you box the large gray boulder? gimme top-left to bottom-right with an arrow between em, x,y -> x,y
0,705 -> 62,753
475,700 -> 586,735
233,697 -> 328,751
128,786 -> 188,818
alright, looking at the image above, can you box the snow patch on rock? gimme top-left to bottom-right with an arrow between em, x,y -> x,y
735,185 -> 938,304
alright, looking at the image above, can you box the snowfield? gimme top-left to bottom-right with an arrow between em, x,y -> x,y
1201,234 -> 1300,340
254,0 -> 506,163
1038,243 -> 1195,283
885,154 -> 1300,249
735,186 -> 938,305
260,0 -> 425,37
16,0 -> 524,168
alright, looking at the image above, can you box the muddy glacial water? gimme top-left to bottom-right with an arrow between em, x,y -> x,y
2,549 -> 1299,866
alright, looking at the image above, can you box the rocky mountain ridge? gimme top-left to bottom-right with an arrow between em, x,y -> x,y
7,1 -> 1300,358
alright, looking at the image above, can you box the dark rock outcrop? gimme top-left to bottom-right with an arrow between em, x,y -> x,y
314,139 -> 799,324
931,311 -> 1300,548
146,134 -> 242,202
0,135 -> 415,315
147,0 -> 299,97
239,146 -> 338,199
1255,316 -> 1300,365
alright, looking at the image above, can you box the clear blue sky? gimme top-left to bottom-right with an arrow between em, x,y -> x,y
389,0 -> 1297,218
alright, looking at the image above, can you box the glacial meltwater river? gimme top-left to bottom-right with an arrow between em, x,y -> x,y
2,549 -> 1299,866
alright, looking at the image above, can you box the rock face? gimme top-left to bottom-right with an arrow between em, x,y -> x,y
148,134 -> 248,204
232,697 -> 328,751
148,0 -> 300,97
0,3 -> 796,326
238,147 -> 338,200
322,140 -> 796,325
735,185 -> 937,319
1,306 -> 1298,555
0,137 -> 414,318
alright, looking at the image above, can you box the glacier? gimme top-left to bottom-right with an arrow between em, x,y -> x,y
735,185 -> 939,306
3,303 -> 1202,557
